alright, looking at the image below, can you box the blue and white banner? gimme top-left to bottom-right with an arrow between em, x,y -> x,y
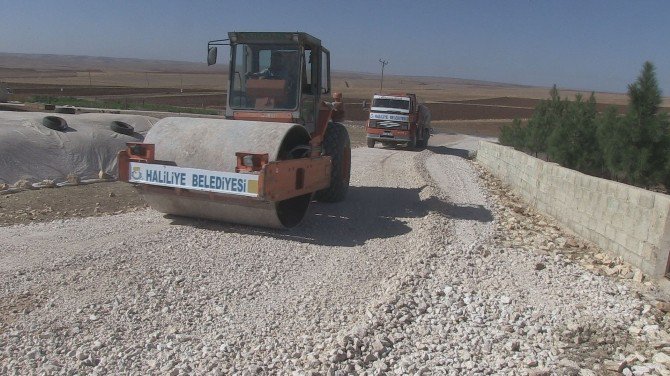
369,112 -> 410,122
129,162 -> 259,197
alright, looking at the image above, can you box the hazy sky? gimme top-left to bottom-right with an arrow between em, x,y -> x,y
1,0 -> 669,94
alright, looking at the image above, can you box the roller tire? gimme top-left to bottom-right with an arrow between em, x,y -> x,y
315,122 -> 350,203
367,138 -> 375,148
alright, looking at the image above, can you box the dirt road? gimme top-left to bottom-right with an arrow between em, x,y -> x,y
1,135 -> 669,375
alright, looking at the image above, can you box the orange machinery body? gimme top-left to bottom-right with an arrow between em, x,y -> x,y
117,32 -> 349,228
118,100 -> 342,205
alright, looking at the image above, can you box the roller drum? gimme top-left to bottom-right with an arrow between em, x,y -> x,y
140,117 -> 312,228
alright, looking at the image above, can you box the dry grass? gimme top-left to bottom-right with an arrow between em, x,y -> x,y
432,119 -> 511,138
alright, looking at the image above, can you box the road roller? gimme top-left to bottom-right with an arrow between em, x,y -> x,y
118,32 -> 350,228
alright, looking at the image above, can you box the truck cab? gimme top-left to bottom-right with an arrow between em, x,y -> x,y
365,93 -> 431,149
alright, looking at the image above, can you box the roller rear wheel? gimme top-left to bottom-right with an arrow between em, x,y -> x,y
315,122 -> 350,203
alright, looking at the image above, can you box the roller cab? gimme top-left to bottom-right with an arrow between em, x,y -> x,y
118,32 -> 350,228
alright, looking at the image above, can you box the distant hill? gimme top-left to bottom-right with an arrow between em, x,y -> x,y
332,70 -> 533,89
0,52 -> 225,74
0,52 -> 650,106
0,52 -> 527,88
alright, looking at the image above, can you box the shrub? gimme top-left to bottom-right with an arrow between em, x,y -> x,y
499,118 -> 526,149
547,93 -> 602,174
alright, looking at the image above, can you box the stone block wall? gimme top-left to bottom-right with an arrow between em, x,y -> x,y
477,141 -> 670,277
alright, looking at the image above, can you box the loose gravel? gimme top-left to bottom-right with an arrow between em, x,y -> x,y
1,135 -> 669,375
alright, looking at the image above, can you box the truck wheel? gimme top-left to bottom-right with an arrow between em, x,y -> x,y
367,138 -> 375,148
407,134 -> 417,150
423,128 -> 430,148
315,122 -> 351,203
417,128 -> 429,149
416,133 -> 424,148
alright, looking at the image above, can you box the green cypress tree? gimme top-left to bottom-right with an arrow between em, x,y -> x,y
626,62 -> 669,186
526,85 -> 565,158
576,92 -> 603,174
599,61 -> 669,186
547,92 -> 601,173
547,94 -> 581,168
628,61 -> 662,126
598,109 -> 635,182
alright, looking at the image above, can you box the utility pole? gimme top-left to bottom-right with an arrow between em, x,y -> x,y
379,59 -> 389,92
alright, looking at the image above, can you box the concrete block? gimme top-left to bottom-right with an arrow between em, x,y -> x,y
479,142 -> 670,278
606,196 -> 619,214
579,210 -> 590,225
658,252 -> 670,276
625,235 -> 643,256
570,221 -> 584,235
606,181 -> 618,196
633,217 -> 651,241
597,194 -> 608,211
650,213 -> 668,240
628,189 -> 641,207
590,230 -> 603,244
596,179 -> 608,193
583,175 -> 593,189
638,193 -> 655,209
655,196 -> 670,214
640,242 -> 659,262
625,253 -> 644,271
616,241 -> 626,256
595,232 -> 609,248
615,230 -> 628,249
641,258 -> 663,276
586,191 -> 597,208
611,214 -> 624,230
615,184 -> 629,201
633,206 -> 648,224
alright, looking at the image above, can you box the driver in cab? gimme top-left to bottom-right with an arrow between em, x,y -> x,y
247,54 -> 288,79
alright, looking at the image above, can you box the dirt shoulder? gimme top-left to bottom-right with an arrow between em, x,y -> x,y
0,182 -> 146,227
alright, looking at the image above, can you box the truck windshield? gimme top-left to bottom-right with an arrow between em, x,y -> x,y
372,98 -> 410,111
229,43 -> 300,110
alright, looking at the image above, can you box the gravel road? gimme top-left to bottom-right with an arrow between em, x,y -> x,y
1,134 -> 670,375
